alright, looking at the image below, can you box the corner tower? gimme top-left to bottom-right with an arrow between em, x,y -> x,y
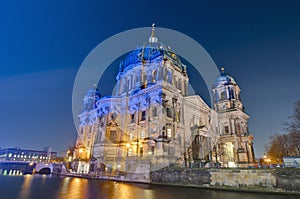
212,68 -> 255,167
73,85 -> 101,173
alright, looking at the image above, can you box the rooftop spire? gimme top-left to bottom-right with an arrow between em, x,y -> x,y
221,67 -> 225,74
151,23 -> 155,37
149,23 -> 158,43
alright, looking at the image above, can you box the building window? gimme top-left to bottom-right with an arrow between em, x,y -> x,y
167,128 -> 172,138
166,108 -> 172,118
140,130 -> 145,139
99,131 -> 103,142
139,147 -> 143,157
167,70 -> 172,84
220,91 -> 227,100
151,146 -> 155,155
141,111 -> 146,121
152,107 -> 158,117
128,148 -> 132,156
130,113 -> 135,123
127,78 -> 130,91
129,132 -> 133,140
224,126 -> 229,134
152,70 -> 157,83
110,130 -> 117,143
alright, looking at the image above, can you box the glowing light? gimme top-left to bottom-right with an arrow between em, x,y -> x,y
228,161 -> 236,168
167,128 -> 172,138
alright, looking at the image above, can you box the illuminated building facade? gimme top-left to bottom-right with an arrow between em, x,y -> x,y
73,25 -> 255,175
0,147 -> 57,175
0,147 -> 56,163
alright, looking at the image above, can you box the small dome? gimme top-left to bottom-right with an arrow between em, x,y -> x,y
82,85 -> 101,112
214,68 -> 237,88
85,85 -> 101,99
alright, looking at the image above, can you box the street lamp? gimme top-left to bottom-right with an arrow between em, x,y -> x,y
266,158 -> 271,167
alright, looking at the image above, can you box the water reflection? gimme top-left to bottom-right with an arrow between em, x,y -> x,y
18,175 -> 33,199
0,175 -> 298,199
101,181 -> 154,199
57,177 -> 88,199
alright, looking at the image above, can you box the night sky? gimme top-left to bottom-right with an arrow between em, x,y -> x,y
0,0 -> 299,158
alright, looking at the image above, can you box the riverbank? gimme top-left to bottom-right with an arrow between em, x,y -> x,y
62,168 -> 300,195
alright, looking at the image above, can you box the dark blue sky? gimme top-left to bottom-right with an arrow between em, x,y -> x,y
0,0 -> 299,157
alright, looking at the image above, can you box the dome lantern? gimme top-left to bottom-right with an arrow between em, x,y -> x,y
149,23 -> 158,43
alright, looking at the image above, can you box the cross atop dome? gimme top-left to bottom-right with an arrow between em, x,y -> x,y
149,23 -> 158,43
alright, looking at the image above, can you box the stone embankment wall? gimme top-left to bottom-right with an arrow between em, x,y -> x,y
150,168 -> 300,194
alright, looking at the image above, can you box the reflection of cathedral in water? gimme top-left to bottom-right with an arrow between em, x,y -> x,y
73,25 -> 255,175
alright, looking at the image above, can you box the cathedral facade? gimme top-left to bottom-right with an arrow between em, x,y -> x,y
73,26 -> 255,175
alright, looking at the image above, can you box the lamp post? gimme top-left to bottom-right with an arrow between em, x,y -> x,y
266,158 -> 271,168
263,153 -> 267,168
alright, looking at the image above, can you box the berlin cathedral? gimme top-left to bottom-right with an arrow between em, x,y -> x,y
73,26 -> 255,177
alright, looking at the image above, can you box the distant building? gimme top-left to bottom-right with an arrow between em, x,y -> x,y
73,25 -> 255,175
0,147 -> 56,163
283,156 -> 300,168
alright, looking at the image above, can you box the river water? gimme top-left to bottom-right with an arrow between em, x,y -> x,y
0,175 -> 297,199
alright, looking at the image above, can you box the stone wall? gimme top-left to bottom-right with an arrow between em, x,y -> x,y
151,168 -> 210,186
209,169 -> 276,188
274,169 -> 300,192
150,168 -> 300,194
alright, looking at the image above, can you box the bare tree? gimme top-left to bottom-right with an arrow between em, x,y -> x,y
285,100 -> 300,132
265,134 -> 289,162
265,100 -> 300,161
287,131 -> 300,156
285,100 -> 300,156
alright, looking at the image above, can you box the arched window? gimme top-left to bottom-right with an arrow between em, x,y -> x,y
166,107 -> 173,118
152,107 -> 158,117
152,70 -> 157,83
167,71 -> 172,84
220,91 -> 227,100
164,68 -> 168,81
147,73 -> 152,84
109,130 -> 117,143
